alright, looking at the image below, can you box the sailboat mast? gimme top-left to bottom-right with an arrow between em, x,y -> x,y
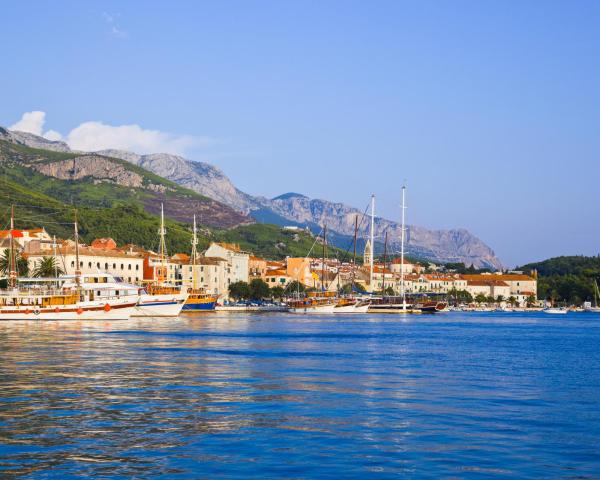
8,205 -> 16,289
159,203 -> 167,283
322,225 -> 327,292
352,215 -> 358,289
191,214 -> 198,290
400,185 -> 406,309
74,210 -> 81,288
369,194 -> 375,292
52,235 -> 58,283
382,231 -> 388,298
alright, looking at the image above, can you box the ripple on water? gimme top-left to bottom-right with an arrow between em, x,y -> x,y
1,312 -> 600,478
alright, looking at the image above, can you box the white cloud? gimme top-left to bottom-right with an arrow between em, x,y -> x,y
43,130 -> 63,141
103,11 -> 127,38
10,111 -> 46,135
9,111 -> 213,156
66,121 -> 206,155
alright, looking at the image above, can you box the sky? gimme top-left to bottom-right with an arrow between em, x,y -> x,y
1,1 -> 599,266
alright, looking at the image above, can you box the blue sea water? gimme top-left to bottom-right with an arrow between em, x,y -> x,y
1,311 -> 600,479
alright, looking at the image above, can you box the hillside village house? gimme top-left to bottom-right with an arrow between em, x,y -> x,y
0,228 -> 52,249
179,256 -> 230,296
204,243 -> 249,284
26,241 -> 145,284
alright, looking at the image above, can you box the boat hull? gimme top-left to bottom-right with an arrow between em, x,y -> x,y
288,304 -> 337,314
543,308 -> 568,314
368,303 -> 417,314
334,304 -> 370,313
0,303 -> 137,321
133,293 -> 188,317
182,299 -> 217,311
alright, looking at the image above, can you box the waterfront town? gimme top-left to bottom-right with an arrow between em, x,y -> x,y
0,226 -> 538,307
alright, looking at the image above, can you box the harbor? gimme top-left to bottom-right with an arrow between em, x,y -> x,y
5,190 -> 580,320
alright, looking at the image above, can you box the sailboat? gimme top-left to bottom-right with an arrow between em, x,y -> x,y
181,215 -> 218,311
288,225 -> 338,313
583,280 -> 600,313
0,207 -> 137,320
133,204 -> 188,317
332,216 -> 370,313
369,186 -> 416,313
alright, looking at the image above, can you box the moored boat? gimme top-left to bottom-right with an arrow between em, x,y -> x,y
543,307 -> 568,314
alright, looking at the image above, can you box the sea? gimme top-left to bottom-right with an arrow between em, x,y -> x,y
1,311 -> 599,479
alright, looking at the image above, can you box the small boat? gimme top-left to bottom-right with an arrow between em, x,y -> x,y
583,280 -> 600,312
288,297 -> 337,314
135,285 -> 188,317
182,290 -> 218,311
333,298 -> 370,313
543,307 -> 568,314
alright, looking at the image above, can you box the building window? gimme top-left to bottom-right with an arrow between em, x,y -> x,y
128,264 -> 131,270
105,263 -> 108,270
121,264 -> 124,270
113,263 -> 116,269
136,265 -> 139,271
88,262 -> 92,268
71,261 -> 75,267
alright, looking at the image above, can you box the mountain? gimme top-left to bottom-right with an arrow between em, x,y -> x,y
261,193 -> 503,270
96,149 -> 256,213
0,128 -> 250,229
4,127 -> 503,269
0,127 -> 350,261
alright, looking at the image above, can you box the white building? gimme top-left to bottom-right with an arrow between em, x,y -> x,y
204,243 -> 249,284
26,244 -> 145,284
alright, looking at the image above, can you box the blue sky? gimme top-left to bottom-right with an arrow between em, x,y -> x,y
2,1 -> 599,266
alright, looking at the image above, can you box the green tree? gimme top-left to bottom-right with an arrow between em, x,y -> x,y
270,285 -> 285,299
249,278 -> 270,300
228,281 -> 250,300
287,281 -> 306,294
0,249 -> 29,277
526,295 -> 537,307
475,293 -> 487,304
496,295 -> 504,303
384,286 -> 395,296
32,256 -> 64,278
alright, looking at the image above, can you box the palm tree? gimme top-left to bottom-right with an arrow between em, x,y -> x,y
32,256 -> 64,278
0,249 -> 29,277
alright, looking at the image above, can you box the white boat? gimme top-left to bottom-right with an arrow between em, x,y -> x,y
0,208 -> 137,321
583,281 -> 600,312
543,307 -> 568,314
289,303 -> 337,314
333,300 -> 370,313
134,290 -> 188,317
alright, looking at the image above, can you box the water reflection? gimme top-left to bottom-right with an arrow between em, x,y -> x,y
1,313 -> 600,477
